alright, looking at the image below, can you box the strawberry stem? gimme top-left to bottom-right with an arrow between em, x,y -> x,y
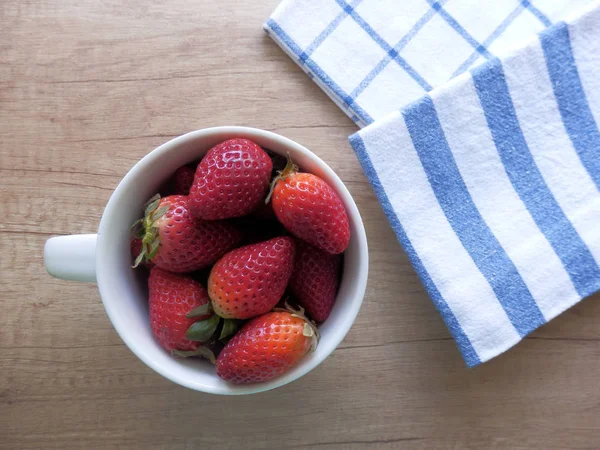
265,153 -> 298,204
280,153 -> 298,178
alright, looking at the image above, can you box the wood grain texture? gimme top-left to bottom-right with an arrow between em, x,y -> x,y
1,1 -> 599,449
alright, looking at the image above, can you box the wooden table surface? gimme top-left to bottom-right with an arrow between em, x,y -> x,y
2,1 -> 600,449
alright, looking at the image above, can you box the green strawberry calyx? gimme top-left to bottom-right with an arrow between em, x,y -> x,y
264,153 -> 298,204
131,194 -> 170,268
185,306 -> 242,343
171,346 -> 216,363
186,315 -> 220,342
275,302 -> 320,353
178,302 -> 244,363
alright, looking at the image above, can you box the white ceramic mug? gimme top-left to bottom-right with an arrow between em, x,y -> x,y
44,126 -> 369,394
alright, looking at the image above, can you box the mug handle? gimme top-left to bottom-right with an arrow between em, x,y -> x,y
44,234 -> 98,282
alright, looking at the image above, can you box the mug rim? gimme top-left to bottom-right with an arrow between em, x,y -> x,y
96,126 -> 369,394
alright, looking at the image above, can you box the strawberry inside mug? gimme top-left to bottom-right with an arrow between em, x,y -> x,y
130,138 -> 350,385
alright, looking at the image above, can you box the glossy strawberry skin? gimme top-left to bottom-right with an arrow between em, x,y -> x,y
149,268 -> 211,352
188,139 -> 273,220
216,311 -> 312,384
208,237 -> 295,320
152,195 -> 242,273
166,165 -> 196,196
272,172 -> 350,254
289,240 -> 342,322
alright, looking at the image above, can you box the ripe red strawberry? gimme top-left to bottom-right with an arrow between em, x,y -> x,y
165,165 -> 196,195
268,158 -> 350,254
216,308 -> 318,384
149,267 -> 211,353
208,237 -> 295,319
132,194 -> 242,273
188,138 -> 273,220
289,240 -> 342,322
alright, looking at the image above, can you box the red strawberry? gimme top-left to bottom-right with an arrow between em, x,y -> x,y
149,267 -> 211,353
132,194 -> 242,273
188,138 -> 273,220
268,158 -> 350,254
289,240 -> 342,322
208,237 -> 295,319
165,165 -> 196,195
216,308 -> 318,384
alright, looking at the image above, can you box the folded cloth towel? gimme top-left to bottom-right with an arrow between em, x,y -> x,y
349,3 -> 600,366
265,0 -> 595,128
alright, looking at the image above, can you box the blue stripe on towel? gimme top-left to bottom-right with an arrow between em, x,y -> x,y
350,132 -> 481,366
350,1 -> 444,100
452,2 -> 526,78
425,0 -> 491,58
265,18 -> 374,125
522,0 -> 552,27
403,96 -> 545,336
472,58 -> 600,297
540,22 -> 600,190
300,0 -> 363,63
335,0 -> 433,91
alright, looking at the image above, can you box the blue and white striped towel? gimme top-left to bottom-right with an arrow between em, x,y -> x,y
350,3 -> 600,366
265,0 -> 595,128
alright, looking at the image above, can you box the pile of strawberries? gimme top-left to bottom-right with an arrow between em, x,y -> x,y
131,138 -> 350,384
